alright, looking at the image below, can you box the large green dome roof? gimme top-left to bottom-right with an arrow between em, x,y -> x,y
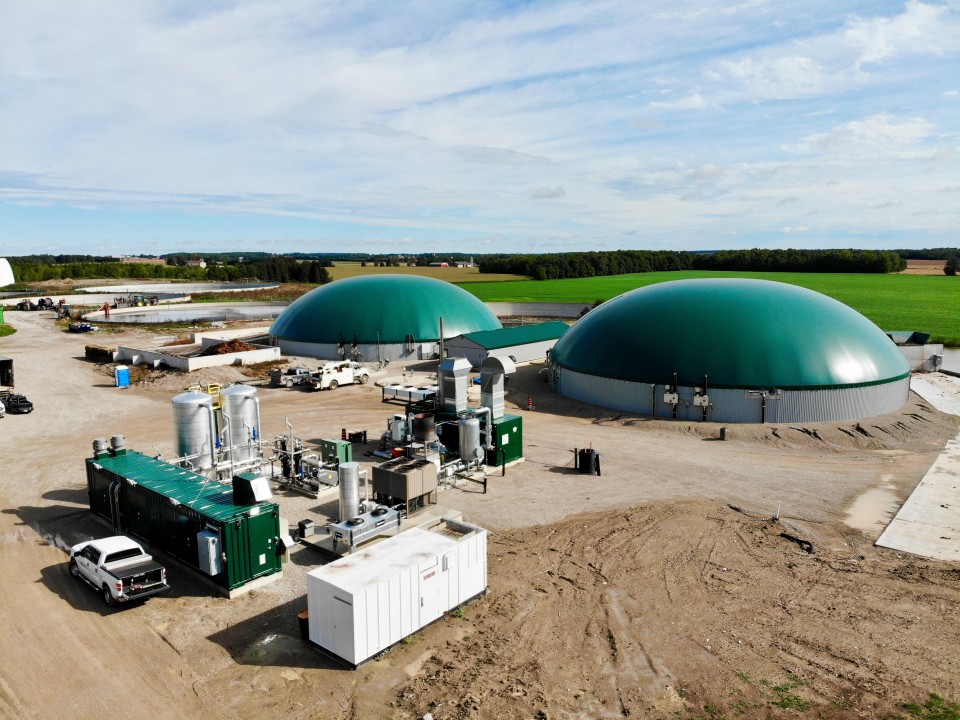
270,275 -> 501,344
550,279 -> 909,389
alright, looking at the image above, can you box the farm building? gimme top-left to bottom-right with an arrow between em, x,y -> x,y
445,321 -> 569,368
548,279 -> 911,424
269,275 -> 501,362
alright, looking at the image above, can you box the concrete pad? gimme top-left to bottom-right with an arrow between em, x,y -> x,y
876,373 -> 960,560
910,373 -> 960,415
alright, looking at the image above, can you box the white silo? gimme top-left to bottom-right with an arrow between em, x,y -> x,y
219,384 -> 261,464
171,390 -> 217,470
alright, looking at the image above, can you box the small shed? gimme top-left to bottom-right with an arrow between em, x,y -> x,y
445,321 -> 569,368
306,517 -> 487,667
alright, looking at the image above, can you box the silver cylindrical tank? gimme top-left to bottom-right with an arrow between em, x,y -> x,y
92,437 -> 109,455
339,462 -> 361,521
220,384 -> 260,463
458,417 -> 482,464
172,390 -> 216,469
110,434 -> 125,450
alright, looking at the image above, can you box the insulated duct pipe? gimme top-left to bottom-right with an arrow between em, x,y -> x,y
471,406 -> 494,452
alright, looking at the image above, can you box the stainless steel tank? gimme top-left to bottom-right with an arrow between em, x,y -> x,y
92,437 -> 109,455
339,462 -> 361,521
458,417 -> 482,464
172,390 -> 216,469
219,384 -> 260,463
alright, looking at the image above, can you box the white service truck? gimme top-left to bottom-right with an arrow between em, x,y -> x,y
307,361 -> 371,391
69,536 -> 169,607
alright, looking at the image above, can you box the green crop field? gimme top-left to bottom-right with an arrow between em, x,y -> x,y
458,270 -> 960,346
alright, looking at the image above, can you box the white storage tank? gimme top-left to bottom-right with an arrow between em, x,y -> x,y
458,417 -> 482,465
219,384 -> 260,463
171,390 -> 216,469
306,518 -> 488,667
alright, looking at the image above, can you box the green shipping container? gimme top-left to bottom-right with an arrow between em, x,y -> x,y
85,448 -> 282,592
484,414 -> 523,466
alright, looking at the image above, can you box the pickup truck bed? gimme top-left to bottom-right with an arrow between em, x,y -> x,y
69,537 -> 169,606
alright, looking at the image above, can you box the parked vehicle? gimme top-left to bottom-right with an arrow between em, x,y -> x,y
307,361 -> 371,391
269,366 -> 313,388
126,294 -> 159,307
0,355 -> 13,395
68,536 -> 168,607
15,297 -> 54,311
68,321 -> 95,333
3,394 -> 32,414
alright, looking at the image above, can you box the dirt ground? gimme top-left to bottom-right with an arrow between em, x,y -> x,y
900,259 -> 949,275
1,310 -> 958,720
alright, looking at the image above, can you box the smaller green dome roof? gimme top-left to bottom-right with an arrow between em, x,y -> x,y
551,279 -> 909,389
270,275 -> 501,344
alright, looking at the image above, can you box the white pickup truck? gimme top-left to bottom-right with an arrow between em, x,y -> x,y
306,361 -> 371,391
69,536 -> 169,607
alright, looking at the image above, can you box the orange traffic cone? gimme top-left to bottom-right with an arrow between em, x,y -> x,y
341,428 -> 347,440
526,396 -> 535,411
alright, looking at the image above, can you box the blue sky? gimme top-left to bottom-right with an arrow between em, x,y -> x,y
1,0 -> 958,257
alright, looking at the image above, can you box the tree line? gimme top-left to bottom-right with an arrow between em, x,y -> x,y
7,256 -> 330,284
479,248 -> 907,279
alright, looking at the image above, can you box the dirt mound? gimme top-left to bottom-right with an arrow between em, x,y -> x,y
394,499 -> 960,720
199,339 -> 257,356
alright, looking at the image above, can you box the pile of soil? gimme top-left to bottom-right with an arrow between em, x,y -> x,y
199,339 -> 257,356
392,499 -> 960,720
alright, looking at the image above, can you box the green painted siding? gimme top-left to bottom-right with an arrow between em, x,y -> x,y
85,450 -> 281,591
485,414 -> 523,466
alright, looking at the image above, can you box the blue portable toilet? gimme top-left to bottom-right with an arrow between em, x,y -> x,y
115,365 -> 130,388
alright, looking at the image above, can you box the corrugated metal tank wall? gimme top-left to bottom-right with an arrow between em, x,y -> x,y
557,371 -> 911,424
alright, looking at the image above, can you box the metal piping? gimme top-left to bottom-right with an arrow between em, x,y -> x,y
252,394 -> 262,454
203,402 -> 217,469
222,410 -> 234,479
471,406 -> 494,451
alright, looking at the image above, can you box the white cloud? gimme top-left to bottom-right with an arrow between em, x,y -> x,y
0,1 -> 957,253
532,186 -> 566,199
790,113 -> 936,158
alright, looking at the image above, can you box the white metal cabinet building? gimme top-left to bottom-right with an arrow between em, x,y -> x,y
306,518 -> 487,667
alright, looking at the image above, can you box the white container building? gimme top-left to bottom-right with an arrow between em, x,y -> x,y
306,518 -> 487,667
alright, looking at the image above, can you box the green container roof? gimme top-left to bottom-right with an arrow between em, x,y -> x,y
88,450 -> 275,521
460,321 -> 569,350
270,275 -> 501,344
550,279 -> 910,390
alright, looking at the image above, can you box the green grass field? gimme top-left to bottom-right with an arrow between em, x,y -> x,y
458,270 -> 960,346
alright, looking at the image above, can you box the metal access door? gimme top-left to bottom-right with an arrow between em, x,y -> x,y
419,562 -> 441,625
246,510 -> 278,580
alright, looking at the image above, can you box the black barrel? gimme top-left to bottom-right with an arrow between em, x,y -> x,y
298,609 -> 310,640
577,448 -> 598,475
